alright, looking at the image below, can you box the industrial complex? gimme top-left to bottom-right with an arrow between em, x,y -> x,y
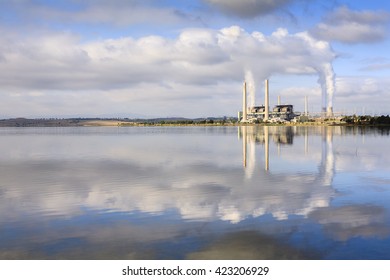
239,79 -> 310,123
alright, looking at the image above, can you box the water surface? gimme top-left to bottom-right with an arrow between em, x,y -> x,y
0,126 -> 389,259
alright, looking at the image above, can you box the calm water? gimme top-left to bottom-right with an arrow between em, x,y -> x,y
0,126 -> 389,259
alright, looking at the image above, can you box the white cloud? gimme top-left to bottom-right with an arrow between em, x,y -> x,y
0,25 -> 336,117
310,6 -> 390,44
334,76 -> 390,115
1,20 -> 336,89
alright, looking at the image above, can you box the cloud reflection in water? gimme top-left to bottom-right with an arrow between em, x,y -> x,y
0,126 -> 389,259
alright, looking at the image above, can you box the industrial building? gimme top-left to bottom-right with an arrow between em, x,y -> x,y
271,105 -> 295,121
239,104 -> 297,122
239,80 -> 298,123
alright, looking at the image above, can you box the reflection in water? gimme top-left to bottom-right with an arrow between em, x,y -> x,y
0,126 -> 390,259
239,126 -> 295,171
321,127 -> 335,187
187,231 -> 315,260
239,126 -> 335,187
265,126 -> 269,171
238,126 -> 335,190
237,126 -> 338,220
309,205 -> 389,242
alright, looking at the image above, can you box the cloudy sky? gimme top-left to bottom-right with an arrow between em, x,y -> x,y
0,0 -> 389,118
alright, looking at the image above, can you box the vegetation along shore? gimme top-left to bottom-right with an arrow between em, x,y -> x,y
0,115 -> 389,127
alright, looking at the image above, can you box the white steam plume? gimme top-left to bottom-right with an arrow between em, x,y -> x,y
217,27 -> 336,113
318,69 -> 328,113
324,63 -> 335,115
245,70 -> 256,108
317,63 -> 335,115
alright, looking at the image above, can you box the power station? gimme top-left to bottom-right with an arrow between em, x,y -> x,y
239,79 -> 298,123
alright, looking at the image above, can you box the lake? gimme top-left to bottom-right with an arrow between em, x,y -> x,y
0,126 -> 389,259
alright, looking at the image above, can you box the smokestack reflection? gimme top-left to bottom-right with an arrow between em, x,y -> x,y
239,126 -> 289,171
264,126 -> 269,171
242,126 -> 247,167
238,126 -> 336,187
239,126 -> 257,177
320,127 -> 335,187
264,79 -> 269,121
305,127 -> 308,155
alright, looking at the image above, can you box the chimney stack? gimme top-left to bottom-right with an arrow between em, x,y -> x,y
242,81 -> 247,122
304,96 -> 308,116
326,106 -> 333,117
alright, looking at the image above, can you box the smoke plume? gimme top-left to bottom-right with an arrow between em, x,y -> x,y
317,63 -> 335,115
245,70 -> 256,108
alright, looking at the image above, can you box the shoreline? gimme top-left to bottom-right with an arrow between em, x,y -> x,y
1,118 -> 390,128
1,115 -> 389,127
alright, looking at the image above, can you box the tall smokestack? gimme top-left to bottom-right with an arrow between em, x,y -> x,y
304,96 -> 308,116
277,95 -> 281,105
264,79 -> 269,121
326,106 -> 333,117
242,81 -> 247,122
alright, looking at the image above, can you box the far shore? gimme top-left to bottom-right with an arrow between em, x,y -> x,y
0,115 -> 390,127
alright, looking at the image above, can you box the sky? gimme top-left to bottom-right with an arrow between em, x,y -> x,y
0,0 -> 389,118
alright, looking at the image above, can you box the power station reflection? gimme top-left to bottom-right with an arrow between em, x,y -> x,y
239,126 -> 294,172
238,126 -> 335,188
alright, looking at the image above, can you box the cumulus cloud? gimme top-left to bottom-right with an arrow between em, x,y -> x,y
204,0 -> 293,18
0,26 -> 335,89
335,76 -> 390,115
310,6 -> 390,44
0,25 -> 336,117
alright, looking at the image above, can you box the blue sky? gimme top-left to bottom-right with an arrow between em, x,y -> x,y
0,0 -> 389,118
